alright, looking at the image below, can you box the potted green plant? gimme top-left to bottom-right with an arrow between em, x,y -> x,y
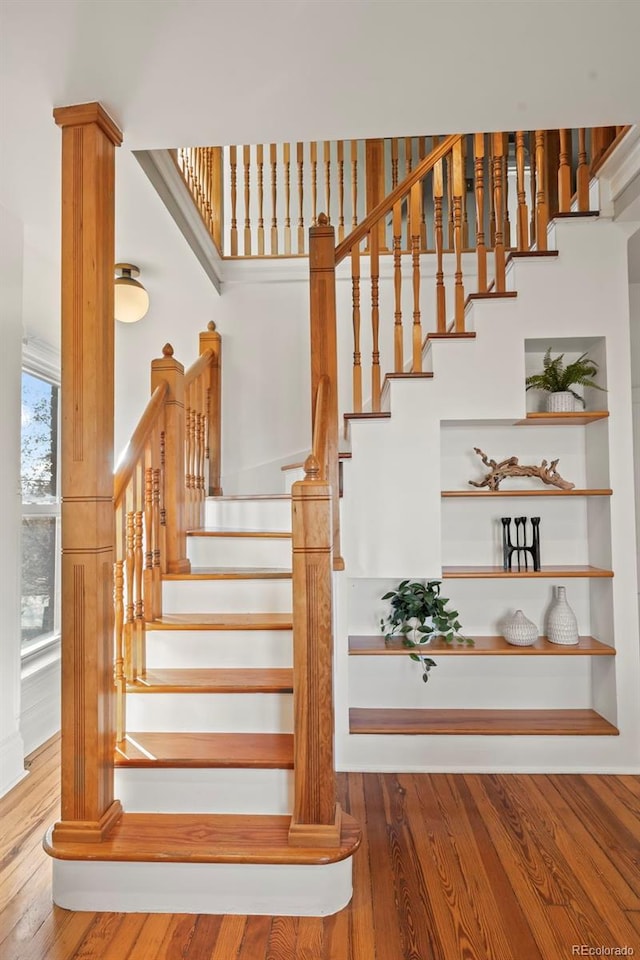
525,348 -> 605,412
380,579 -> 473,683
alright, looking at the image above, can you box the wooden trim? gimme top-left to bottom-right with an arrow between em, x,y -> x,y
187,528 -> 292,538
148,613 -> 293,630
335,134 -> 462,263
162,568 -> 291,580
348,635 -> 615,656
184,348 -> 214,388
589,124 -> 632,176
349,708 -> 619,736
506,250 -> 559,264
441,488 -> 612,497
128,667 -> 294,693
442,565 -> 613,578
114,383 -> 168,506
115,732 -> 294,768
199,322 -> 222,496
52,101 -> 122,845
344,411 -> 391,421
517,411 -> 609,426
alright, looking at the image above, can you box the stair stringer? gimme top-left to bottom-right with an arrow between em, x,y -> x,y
336,215 -> 640,774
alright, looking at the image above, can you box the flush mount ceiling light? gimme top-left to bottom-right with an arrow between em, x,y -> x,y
114,263 -> 150,323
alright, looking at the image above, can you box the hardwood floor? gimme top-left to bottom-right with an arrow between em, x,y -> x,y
2,736 -> 639,959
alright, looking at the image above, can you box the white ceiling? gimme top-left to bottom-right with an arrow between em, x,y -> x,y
2,0 -> 640,344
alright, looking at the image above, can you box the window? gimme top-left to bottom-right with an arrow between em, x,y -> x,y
20,354 -> 61,659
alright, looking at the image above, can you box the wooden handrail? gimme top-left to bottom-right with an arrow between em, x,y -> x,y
114,382 -> 169,506
310,375 -> 330,479
335,134 -> 462,263
185,347 -> 214,387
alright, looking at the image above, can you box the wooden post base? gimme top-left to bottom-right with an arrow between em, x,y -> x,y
51,799 -> 123,844
288,804 -> 342,848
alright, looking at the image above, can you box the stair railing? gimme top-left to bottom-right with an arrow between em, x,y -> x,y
289,375 -> 342,848
113,327 -> 222,742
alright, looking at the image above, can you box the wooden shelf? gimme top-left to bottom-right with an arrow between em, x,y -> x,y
127,668 -> 294,694
148,613 -> 293,631
115,732 -> 294,768
441,488 -> 612,498
515,411 -> 609,426
442,565 -> 613,579
349,708 -> 619,736
348,635 -> 615,656
45,812 -> 361,866
187,528 -> 291,539
163,567 -> 291,580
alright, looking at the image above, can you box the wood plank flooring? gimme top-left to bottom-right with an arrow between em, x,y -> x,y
2,735 -> 639,959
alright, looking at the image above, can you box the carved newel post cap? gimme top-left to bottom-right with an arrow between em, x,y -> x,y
162,343 -> 174,357
317,212 -> 329,226
304,454 -> 321,480
207,321 -> 217,332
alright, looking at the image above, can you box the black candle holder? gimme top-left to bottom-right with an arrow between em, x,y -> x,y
501,516 -> 541,572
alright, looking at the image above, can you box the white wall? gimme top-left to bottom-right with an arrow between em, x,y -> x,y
0,206 -> 26,796
629,280 -> 640,593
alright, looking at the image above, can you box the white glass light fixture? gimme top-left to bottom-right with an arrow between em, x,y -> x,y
114,263 -> 150,323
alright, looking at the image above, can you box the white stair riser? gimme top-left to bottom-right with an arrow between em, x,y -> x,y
162,578 -> 292,613
146,630 -> 293,668
187,535 -> 292,569
52,858 -> 353,916
205,499 -> 291,531
126,692 -> 293,733
115,767 -> 293,815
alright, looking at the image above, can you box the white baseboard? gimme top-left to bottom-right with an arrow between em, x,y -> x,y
0,729 -> 27,798
20,657 -> 60,756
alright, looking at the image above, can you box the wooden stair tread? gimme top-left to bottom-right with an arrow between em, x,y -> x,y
465,291 -> 518,307
553,211 -> 600,218
384,372 -> 434,380
128,668 -> 294,693
208,494 -> 291,500
44,811 -> 361,866
148,613 -> 293,630
343,412 -> 391,421
163,567 -> 291,580
442,564 -> 613,578
506,250 -> 559,264
348,635 -> 615,656
349,708 -> 619,736
115,732 -> 294,768
187,528 -> 292,539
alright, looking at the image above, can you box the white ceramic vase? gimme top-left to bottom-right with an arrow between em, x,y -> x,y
547,391 -> 577,412
502,609 -> 538,646
547,585 -> 579,645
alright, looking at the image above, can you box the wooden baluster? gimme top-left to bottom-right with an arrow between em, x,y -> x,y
418,136 -> 428,250
308,216 -> 341,569
243,144 -> 252,255
152,463 -> 162,618
134,491 -> 145,679
199,321 -> 222,496
577,128 -> 589,212
473,133 -> 487,293
351,243 -> 362,413
297,142 -> 305,254
461,135 -> 470,249
188,383 -> 197,529
229,145 -> 238,256
324,141 -> 331,225
365,138 -> 385,249
488,136 -> 496,248
125,506 -> 135,681
502,134 -> 511,249
558,129 -> 572,213
283,143 -> 291,255
492,133 -> 506,291
337,141 -> 345,243
184,383 -> 192,531
209,147 -> 224,253
201,149 -> 213,232
288,456 -> 340,849
529,131 -> 537,246
391,138 -> 399,188
310,141 -> 318,226
446,151 -> 455,250
405,137 -> 414,251
590,126 -> 616,170
393,201 -> 404,370
515,131 -> 529,250
535,130 -> 548,251
151,345 -> 190,574
410,181 -> 423,370
144,464 -> 154,622
350,140 -> 359,229
270,144 -> 278,255
257,144 -> 265,256
197,376 -> 206,525
434,155 -> 447,329
453,139 -> 466,330
114,514 -> 125,743
370,229 -> 381,411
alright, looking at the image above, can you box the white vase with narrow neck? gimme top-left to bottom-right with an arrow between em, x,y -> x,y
547,586 -> 579,645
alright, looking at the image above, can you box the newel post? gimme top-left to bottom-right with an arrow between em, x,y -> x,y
308,215 -> 343,570
151,345 -> 190,574
199,321 -> 223,496
288,456 -> 340,848
52,102 -> 123,843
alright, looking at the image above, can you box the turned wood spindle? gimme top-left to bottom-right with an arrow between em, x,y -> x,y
502,133 -> 511,249
134,506 -> 145,678
535,130 -> 548,251
270,144 -> 279,255
297,142 -> 305,254
310,141 -> 318,226
529,131 -> 537,246
243,144 -> 252,256
152,466 -> 162,617
558,129 -> 572,214
324,141 -> 331,225
393,200 -> 404,371
488,135 -> 496,249
492,133 -> 506,291
461,135 -> 470,249
515,131 -> 529,251
446,151 -> 455,250
337,140 -> 345,242
350,140 -> 359,229
351,243 -> 362,413
257,144 -> 265,256
434,154 -> 447,329
370,229 -> 381,411
577,128 -> 589,212
125,508 -> 135,680
283,143 -> 291,255
473,133 -> 487,292
391,138 -> 399,188
410,181 -> 423,370
453,139 -> 466,329
144,465 -> 154,622
229,145 -> 238,256
114,558 -> 125,742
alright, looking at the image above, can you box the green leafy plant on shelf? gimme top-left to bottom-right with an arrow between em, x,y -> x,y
525,348 -> 605,406
380,579 -> 473,683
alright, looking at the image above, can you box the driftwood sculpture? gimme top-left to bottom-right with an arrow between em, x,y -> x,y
469,448 -> 575,491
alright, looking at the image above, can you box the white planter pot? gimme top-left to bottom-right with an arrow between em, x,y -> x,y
546,391 -> 577,413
